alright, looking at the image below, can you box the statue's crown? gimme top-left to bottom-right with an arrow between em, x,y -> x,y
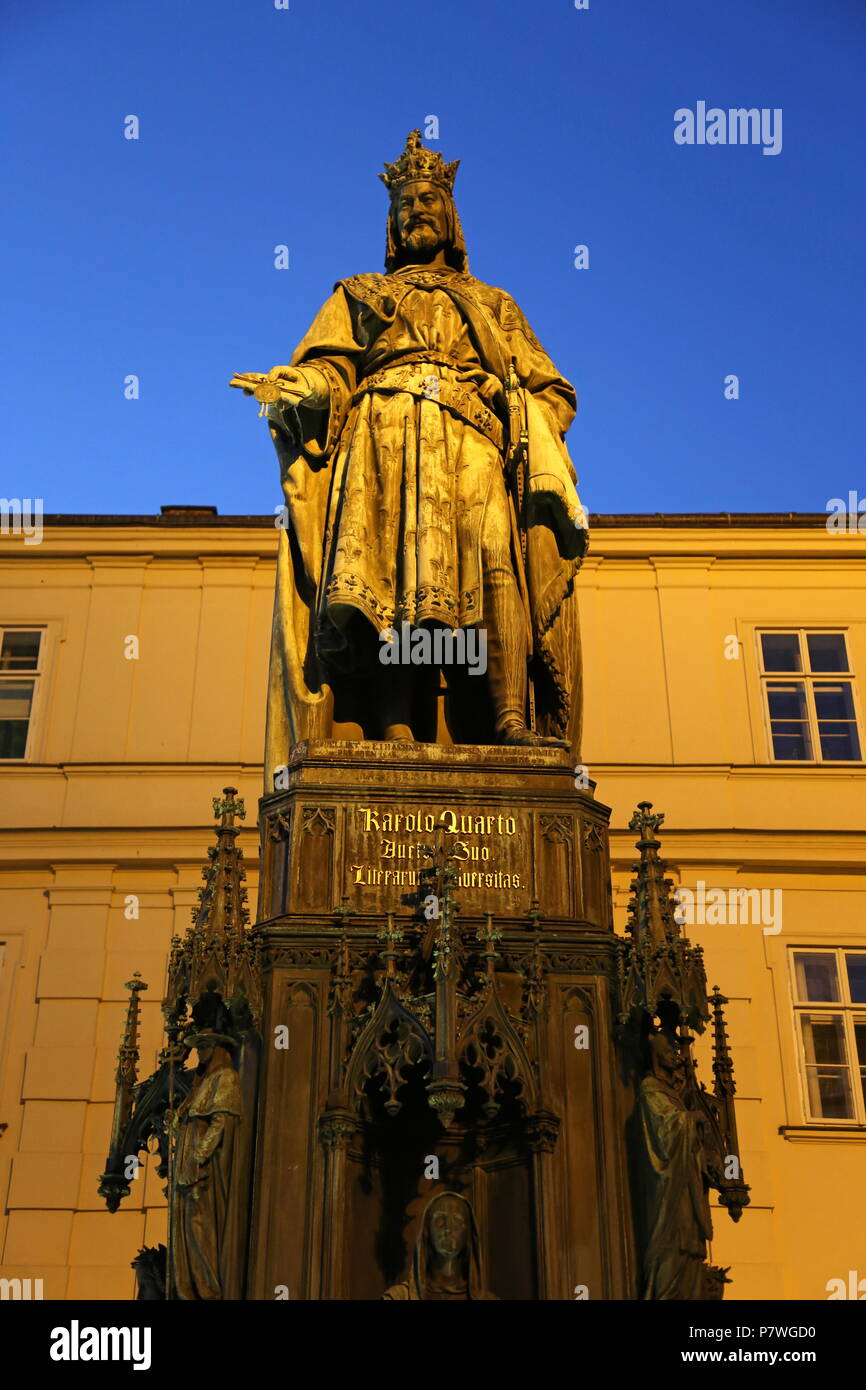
380,129 -> 460,197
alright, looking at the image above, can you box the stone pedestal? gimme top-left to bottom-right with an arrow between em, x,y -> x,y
257,739 -> 613,929
248,741 -> 636,1300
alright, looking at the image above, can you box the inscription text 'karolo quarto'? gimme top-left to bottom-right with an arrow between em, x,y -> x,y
355,806 -> 517,836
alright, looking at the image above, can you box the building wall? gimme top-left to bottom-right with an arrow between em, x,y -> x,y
1,516 -> 864,1299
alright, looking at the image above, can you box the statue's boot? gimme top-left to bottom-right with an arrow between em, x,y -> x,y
484,565 -> 569,750
383,724 -> 414,742
378,665 -> 415,742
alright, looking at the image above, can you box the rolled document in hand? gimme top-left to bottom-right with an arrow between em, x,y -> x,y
228,372 -> 307,405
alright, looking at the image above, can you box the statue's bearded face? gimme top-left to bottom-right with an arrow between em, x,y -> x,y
428,1196 -> 469,1260
652,1032 -> 680,1071
395,179 -> 449,256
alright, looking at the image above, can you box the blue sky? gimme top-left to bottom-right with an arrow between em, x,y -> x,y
2,0 -> 864,517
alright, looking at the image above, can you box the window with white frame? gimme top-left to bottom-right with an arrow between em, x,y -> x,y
791,949 -> 866,1123
0,628 -> 44,759
759,630 -> 862,762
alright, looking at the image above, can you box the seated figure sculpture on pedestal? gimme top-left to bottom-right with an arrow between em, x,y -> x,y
232,130 -> 588,769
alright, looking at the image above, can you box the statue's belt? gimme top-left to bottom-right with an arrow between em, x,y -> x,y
353,358 -> 504,450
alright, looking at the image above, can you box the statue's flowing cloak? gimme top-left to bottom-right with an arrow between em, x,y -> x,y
265,267 -> 587,769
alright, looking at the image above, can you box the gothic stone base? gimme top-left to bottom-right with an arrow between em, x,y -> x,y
246,742 -> 636,1299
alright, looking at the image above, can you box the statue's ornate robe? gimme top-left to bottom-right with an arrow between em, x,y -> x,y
172,1061 -> 243,1300
266,263 -> 587,766
638,1073 -> 714,1300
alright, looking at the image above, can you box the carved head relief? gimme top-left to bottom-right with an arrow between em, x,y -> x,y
428,1193 -> 470,1263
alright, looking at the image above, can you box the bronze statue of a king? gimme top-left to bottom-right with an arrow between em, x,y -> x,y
232,130 -> 588,772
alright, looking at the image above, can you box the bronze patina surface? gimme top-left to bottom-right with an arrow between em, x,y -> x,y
232,130 -> 588,766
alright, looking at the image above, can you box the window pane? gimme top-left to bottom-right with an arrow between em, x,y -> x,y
767,682 -> 812,759
807,632 -> 849,673
761,632 -> 802,672
767,684 -> 808,719
0,680 -> 34,759
818,731 -> 861,760
854,1021 -> 866,1113
856,1023 -> 866,1117
770,726 -> 813,759
801,1014 -> 853,1118
0,630 -> 41,671
813,682 -> 861,761
801,1013 -> 847,1064
0,681 -> 34,721
805,1066 -> 854,1120
813,683 -> 856,721
795,952 -> 840,1001
846,956 -> 866,1004
0,721 -> 29,758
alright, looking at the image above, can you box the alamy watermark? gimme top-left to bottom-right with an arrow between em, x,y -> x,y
826,1270 -> 866,1299
674,881 -> 782,935
1,497 -> 43,545
1,1276 -> 43,1299
674,103 -> 782,157
379,621 -> 487,676
826,492 -> 866,534
50,1321 -> 151,1370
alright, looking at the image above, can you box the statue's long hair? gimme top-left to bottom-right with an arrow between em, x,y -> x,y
385,189 -> 469,274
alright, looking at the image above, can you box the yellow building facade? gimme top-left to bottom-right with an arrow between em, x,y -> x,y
1,510 -> 864,1300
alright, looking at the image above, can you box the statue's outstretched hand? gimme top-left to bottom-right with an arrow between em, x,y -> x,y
265,365 -> 329,409
229,366 -> 329,412
263,366 -> 311,403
